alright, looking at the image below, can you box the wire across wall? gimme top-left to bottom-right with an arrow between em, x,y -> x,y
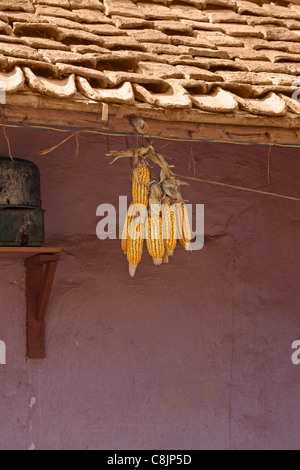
0,121 -> 299,203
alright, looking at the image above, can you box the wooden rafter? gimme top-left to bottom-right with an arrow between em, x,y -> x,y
2,92 -> 300,146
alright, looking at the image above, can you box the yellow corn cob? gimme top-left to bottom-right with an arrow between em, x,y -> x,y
121,204 -> 135,254
174,202 -> 183,241
146,215 -> 165,265
179,204 -> 192,251
161,203 -> 177,256
127,218 -> 144,277
132,166 -> 150,207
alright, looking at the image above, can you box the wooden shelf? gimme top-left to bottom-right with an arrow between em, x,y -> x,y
0,247 -> 63,359
0,246 -> 62,259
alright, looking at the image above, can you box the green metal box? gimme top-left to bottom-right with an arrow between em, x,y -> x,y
0,208 -> 44,247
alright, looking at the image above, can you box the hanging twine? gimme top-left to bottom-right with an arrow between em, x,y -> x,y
39,132 -> 80,157
175,174 -> 300,202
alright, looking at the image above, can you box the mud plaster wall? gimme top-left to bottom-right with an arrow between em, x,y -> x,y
0,126 -> 299,450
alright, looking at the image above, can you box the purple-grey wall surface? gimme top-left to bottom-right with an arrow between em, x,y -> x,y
0,126 -> 299,450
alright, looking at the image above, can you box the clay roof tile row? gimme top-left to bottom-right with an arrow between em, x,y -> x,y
0,0 -> 299,118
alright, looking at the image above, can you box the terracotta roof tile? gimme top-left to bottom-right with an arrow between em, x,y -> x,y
83,23 -> 126,35
38,14 -> 87,29
153,20 -> 194,34
127,51 -> 169,63
275,42 -> 300,54
0,66 -> 25,92
23,67 -> 77,98
104,70 -> 169,88
39,14 -> 124,35
176,0 -> 206,7
245,16 -> 285,27
266,73 -> 299,86
89,51 -> 140,71
196,31 -> 245,47
235,59 -> 300,75
242,38 -> 289,51
137,61 -> 183,78
262,4 -> 300,20
175,64 -> 224,81
34,0 -> 70,7
191,87 -> 239,112
169,4 -> 208,22
0,12 -> 45,23
235,92 -> 287,116
220,24 -> 264,38
133,80 -> 192,108
206,10 -> 248,24
9,58 -> 59,76
57,26 -> 106,44
20,36 -> 70,50
219,46 -> 270,61
0,0 -> 300,118
126,28 -> 171,43
284,19 -> 300,30
206,0 -> 235,7
180,19 -> 224,31
69,0 -> 104,10
141,42 -> 191,55
190,48 -> 230,59
170,35 -> 217,48
0,1 -> 35,13
176,78 -> 208,94
0,43 -> 43,60
0,20 -> 12,35
69,44 -> 108,53
156,54 -> 211,67
77,76 -> 135,103
260,26 -> 300,42
252,84 -> 298,97
209,81 -> 253,97
259,49 -> 300,63
289,3 -> 300,13
98,35 -> 146,50
35,6 -> 80,21
0,35 -> 23,45
197,57 -> 248,70
103,0 -> 145,19
136,2 -> 178,20
12,22 -> 60,38
75,9 -> 113,23
235,1 -> 269,16
39,49 -> 98,66
56,62 -> 108,85
111,16 -> 154,29
216,70 -> 273,85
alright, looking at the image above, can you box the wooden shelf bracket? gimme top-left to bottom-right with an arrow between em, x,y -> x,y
25,254 -> 60,359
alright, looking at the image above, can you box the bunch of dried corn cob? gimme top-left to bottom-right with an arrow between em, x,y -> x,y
160,169 -> 192,256
107,143 -> 192,277
121,153 -> 150,276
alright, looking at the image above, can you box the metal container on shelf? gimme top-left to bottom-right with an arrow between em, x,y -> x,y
0,157 -> 41,208
0,157 -> 44,246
